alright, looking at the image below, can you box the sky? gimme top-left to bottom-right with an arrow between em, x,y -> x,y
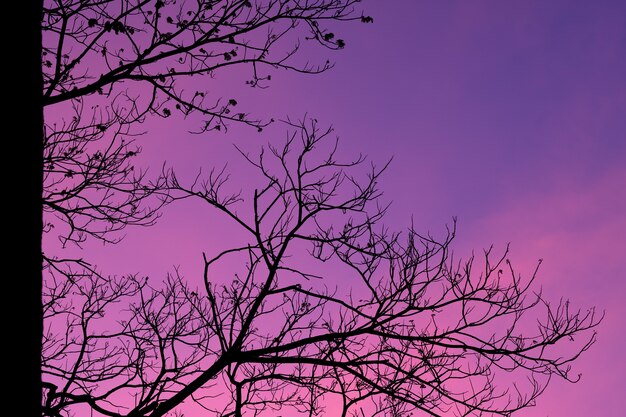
50,1 -> 626,416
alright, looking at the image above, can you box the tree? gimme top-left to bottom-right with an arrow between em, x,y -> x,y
42,0 -> 372,245
40,0 -> 371,413
42,120 -> 600,417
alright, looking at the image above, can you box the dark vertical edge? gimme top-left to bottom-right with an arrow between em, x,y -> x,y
34,0 -> 44,412
31,0 -> 44,412
9,1 -> 44,415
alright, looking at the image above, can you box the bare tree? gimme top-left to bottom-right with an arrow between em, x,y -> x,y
42,0 -> 368,127
40,0 -> 370,411
43,120 -> 601,417
43,96 -> 168,247
42,0 -> 371,246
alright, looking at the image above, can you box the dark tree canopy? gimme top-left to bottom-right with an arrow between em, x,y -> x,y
42,0 -> 365,125
42,0 -> 370,247
42,120 -> 600,417
39,2 -> 600,417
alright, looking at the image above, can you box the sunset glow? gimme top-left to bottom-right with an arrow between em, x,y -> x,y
43,1 -> 625,416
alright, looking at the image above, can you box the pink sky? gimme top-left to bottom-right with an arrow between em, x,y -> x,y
51,1 -> 626,416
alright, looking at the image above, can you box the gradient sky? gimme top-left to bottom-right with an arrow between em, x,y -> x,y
62,1 -> 626,416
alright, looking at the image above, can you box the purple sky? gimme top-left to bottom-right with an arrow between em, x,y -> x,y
61,1 -> 625,416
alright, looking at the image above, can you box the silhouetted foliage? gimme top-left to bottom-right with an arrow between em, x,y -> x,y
40,2 -> 601,416
43,97 -> 168,246
42,0 -> 368,128
40,1 -> 375,415
42,120 -> 600,417
42,0 -> 371,247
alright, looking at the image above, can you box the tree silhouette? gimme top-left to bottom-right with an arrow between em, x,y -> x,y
39,0 -> 371,413
36,1 -> 602,416
42,0 -> 371,245
42,120 -> 600,417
